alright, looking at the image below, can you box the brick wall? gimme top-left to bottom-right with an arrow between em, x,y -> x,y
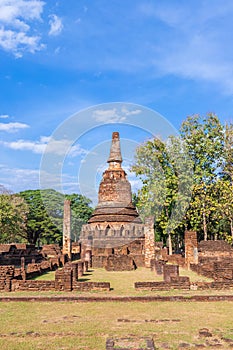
41,244 -> 63,264
213,260 -> 233,281
73,281 -> 110,291
190,261 -> 215,279
92,256 -> 107,268
131,254 -> 144,267
26,260 -> 52,279
0,243 -> 43,266
54,263 -> 110,292
166,254 -> 185,267
199,240 -> 233,253
12,280 -> 55,292
105,255 -> 135,271
55,266 -> 72,291
193,281 -> 233,290
135,279 -> 190,290
190,257 -> 233,281
135,280 -> 233,291
0,265 -> 14,291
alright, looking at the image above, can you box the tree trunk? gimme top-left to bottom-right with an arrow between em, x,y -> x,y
168,232 -> 172,255
203,211 -> 208,241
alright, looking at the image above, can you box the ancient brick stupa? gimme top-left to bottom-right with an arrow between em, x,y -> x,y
89,131 -> 142,225
80,132 -> 145,268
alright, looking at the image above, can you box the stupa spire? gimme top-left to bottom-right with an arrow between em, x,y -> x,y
107,132 -> 122,165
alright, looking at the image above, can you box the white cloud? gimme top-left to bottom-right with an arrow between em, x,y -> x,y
0,163 -> 82,194
121,107 -> 142,116
93,108 -> 126,123
0,0 -> 44,24
69,144 -> 87,158
138,1 -> 233,95
92,107 -> 141,123
48,14 -> 63,36
155,31 -> 233,94
40,136 -> 51,143
0,114 -> 9,119
0,27 -> 44,57
0,122 -> 29,132
0,164 -> 40,192
1,136 -> 87,156
44,138 -> 87,157
1,139 -> 46,153
0,0 -> 45,57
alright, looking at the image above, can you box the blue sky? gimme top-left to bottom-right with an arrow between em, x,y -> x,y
1,0 -> 233,205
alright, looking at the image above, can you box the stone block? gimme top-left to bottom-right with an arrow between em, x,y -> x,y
163,264 -> 179,282
151,259 -> 165,275
105,255 -> 135,271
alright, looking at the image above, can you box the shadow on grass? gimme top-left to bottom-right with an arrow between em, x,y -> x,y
78,277 -> 91,282
77,270 -> 95,281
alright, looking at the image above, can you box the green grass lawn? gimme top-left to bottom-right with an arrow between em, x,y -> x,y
32,270 -> 56,281
0,267 -> 233,349
0,300 -> 232,349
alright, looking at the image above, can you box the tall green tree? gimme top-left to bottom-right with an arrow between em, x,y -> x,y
132,136 -> 193,254
180,113 -> 224,240
19,189 -> 62,245
133,113 -> 233,244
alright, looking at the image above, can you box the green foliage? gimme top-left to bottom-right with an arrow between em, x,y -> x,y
132,135 -> 193,251
223,122 -> 233,180
0,186 -> 93,245
180,114 -> 224,180
214,179 -> 233,242
0,187 -> 28,243
180,113 -> 224,240
133,112 -> 233,245
19,189 -> 93,245
19,189 -> 63,245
